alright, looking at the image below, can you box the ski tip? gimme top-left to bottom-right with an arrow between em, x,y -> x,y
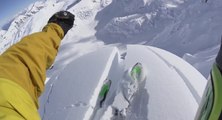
104,79 -> 112,86
99,79 -> 112,97
130,62 -> 147,82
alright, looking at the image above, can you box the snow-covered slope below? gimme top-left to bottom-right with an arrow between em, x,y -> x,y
39,46 -> 122,120
94,0 -> 222,77
39,45 -> 207,120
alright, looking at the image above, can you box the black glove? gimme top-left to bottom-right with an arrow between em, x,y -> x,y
48,11 -> 75,35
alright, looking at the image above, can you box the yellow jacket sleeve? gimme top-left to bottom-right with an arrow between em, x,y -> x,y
0,78 -> 41,120
0,23 -> 64,107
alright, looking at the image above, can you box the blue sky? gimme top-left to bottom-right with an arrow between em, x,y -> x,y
0,0 -> 38,27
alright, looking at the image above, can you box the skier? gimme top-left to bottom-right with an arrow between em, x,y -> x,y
0,11 -> 74,119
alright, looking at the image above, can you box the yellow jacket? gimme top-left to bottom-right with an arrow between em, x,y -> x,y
0,23 -> 64,119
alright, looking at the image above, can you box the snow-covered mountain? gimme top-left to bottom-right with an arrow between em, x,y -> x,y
0,0 -> 221,119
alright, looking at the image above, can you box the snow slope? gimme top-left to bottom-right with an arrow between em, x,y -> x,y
39,47 -> 122,120
94,0 -> 222,77
39,45 -> 207,120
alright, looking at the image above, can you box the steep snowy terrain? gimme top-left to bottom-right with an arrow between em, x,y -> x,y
39,45 -> 206,120
0,0 -> 221,119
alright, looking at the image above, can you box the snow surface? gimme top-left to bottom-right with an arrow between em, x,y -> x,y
39,47 -> 122,120
39,45 -> 206,120
0,0 -> 221,119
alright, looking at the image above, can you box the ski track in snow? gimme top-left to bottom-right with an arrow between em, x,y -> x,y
147,47 -> 201,104
83,48 -> 120,120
